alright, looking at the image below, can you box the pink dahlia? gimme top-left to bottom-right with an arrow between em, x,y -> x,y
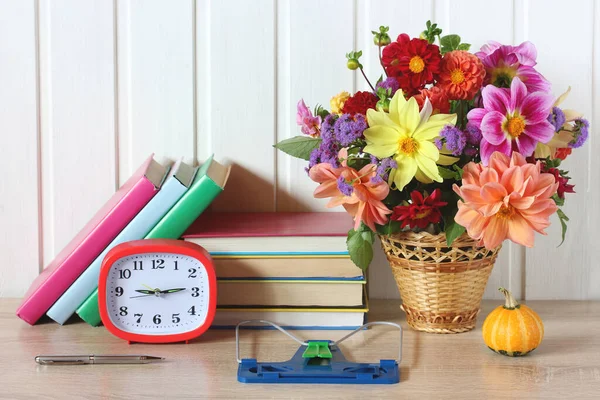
296,99 -> 321,137
453,152 -> 558,249
467,77 -> 555,164
476,41 -> 550,93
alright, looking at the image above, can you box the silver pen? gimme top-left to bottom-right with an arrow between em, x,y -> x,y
35,354 -> 164,365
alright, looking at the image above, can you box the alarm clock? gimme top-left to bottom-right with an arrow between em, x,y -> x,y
98,239 -> 217,343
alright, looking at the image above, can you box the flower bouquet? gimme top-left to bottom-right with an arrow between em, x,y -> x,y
275,22 -> 589,333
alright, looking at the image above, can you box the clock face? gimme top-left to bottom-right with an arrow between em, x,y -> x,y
104,252 -> 211,335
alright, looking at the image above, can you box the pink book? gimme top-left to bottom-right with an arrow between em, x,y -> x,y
16,154 -> 167,325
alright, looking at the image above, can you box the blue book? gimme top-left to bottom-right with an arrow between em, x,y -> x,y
46,160 -> 197,324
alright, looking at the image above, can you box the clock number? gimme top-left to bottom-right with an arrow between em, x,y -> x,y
153,314 -> 162,325
174,260 -> 179,271
119,306 -> 128,316
188,268 -> 197,278
118,269 -> 131,279
152,259 -> 165,269
188,305 -> 196,316
191,287 -> 200,297
133,260 -> 143,270
134,313 -> 143,323
115,287 -> 124,297
172,314 -> 181,323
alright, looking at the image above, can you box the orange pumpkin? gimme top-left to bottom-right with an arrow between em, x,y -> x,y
482,287 -> 544,356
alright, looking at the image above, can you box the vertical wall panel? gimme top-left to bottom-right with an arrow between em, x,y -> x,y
525,0 -> 595,299
38,0 -> 116,265
0,0 -> 40,296
204,0 -> 276,212
117,0 -> 195,182
588,0 -> 600,299
276,0 -> 355,212
448,0 -> 517,300
357,0 -> 434,298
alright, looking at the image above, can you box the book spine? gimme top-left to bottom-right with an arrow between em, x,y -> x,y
47,177 -> 187,324
16,176 -> 158,325
77,170 -> 224,327
77,291 -> 102,326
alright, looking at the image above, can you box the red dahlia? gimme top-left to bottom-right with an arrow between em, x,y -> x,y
341,91 -> 379,115
382,34 -> 442,94
391,189 -> 447,229
547,167 -> 575,199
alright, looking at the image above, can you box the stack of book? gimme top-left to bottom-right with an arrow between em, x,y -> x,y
182,212 -> 368,329
16,154 -> 230,326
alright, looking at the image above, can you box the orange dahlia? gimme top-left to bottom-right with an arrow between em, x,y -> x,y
452,151 -> 558,249
438,50 -> 485,100
413,86 -> 450,114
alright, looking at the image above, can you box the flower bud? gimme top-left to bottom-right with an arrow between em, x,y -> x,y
347,59 -> 360,70
373,34 -> 391,46
377,98 -> 390,113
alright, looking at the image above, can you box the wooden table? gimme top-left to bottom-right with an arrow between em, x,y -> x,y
1,299 -> 599,399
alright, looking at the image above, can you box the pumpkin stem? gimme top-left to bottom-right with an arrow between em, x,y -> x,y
498,287 -> 520,309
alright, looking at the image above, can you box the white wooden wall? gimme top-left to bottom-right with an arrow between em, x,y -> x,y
1,0 -> 598,300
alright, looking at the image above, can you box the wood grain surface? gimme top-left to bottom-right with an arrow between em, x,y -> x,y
1,299 -> 599,399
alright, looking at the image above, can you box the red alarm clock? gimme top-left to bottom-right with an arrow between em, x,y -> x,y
98,239 -> 217,343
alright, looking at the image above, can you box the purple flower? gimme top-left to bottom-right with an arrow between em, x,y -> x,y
296,99 -> 321,137
467,77 -> 555,165
376,77 -> 400,96
372,157 -> 397,183
434,138 -> 443,150
308,148 -> 320,169
334,113 -> 368,146
465,124 -> 482,145
570,118 -> 589,148
321,113 -> 337,142
547,107 -> 566,132
337,176 -> 354,196
370,155 -> 378,164
439,125 -> 467,156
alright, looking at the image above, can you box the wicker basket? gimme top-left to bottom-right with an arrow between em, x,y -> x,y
379,231 -> 501,334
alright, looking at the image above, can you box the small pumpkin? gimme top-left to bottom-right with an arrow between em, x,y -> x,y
482,287 -> 544,356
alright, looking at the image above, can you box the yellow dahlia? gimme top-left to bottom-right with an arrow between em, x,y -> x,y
330,91 -> 351,114
363,90 -> 457,191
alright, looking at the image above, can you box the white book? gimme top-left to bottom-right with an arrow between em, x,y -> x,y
212,307 -> 367,329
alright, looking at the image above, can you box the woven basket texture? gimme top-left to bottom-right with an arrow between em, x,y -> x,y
379,231 -> 501,334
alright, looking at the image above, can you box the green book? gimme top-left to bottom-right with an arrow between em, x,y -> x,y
76,155 -> 230,326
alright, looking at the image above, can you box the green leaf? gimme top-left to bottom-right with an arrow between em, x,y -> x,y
453,164 -> 464,179
347,228 -> 374,270
440,34 -> 461,50
376,220 -> 401,235
444,215 -> 466,246
556,208 -> 569,246
438,166 -> 458,180
457,43 -> 471,51
273,136 -> 322,160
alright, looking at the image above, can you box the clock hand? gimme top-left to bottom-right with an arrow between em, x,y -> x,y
130,294 -> 156,299
142,283 -> 160,292
134,289 -> 156,295
159,288 -> 186,294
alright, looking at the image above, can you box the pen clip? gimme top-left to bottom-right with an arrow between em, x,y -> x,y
35,357 -> 87,365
